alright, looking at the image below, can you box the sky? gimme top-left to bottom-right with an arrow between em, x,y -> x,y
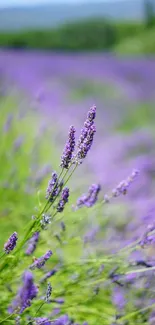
0,0 -> 125,8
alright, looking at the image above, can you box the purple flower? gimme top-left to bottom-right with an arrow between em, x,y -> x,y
78,106 -> 96,146
34,318 -> 52,325
112,287 -> 126,311
40,269 -> 57,283
30,250 -> 52,270
25,232 -> 40,255
57,187 -> 69,213
76,106 -> 96,164
77,124 -> 96,163
8,271 -> 38,314
140,224 -> 155,247
112,169 -> 139,198
87,105 -> 96,122
76,184 -> 101,209
45,282 -> 52,302
46,172 -> 58,202
61,125 -> 76,169
55,315 -> 69,325
4,232 -> 18,254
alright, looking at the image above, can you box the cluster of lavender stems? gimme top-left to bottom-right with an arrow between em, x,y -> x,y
37,106 -> 97,229
8,271 -> 38,314
1,105 -> 97,263
1,104 -> 150,325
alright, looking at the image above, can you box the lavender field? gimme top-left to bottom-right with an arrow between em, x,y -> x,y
0,49 -> 155,325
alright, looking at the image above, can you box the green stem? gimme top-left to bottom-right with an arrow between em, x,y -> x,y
35,301 -> 45,316
0,253 -> 5,261
119,303 -> 155,322
40,169 -> 65,216
0,313 -> 14,324
45,163 -> 78,216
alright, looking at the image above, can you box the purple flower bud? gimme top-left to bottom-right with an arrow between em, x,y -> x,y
112,169 -> 139,198
55,315 -> 69,325
61,125 -> 76,169
87,105 -> 96,123
77,124 -> 96,163
45,282 -> 52,302
51,298 -> 64,304
8,271 -> 38,314
25,232 -> 40,255
46,172 -> 58,202
76,184 -> 101,209
4,232 -> 18,254
76,106 -> 96,164
34,318 -> 52,325
30,250 -> 52,270
112,287 -> 126,311
57,187 -> 69,213
40,269 -> 57,283
140,224 -> 155,247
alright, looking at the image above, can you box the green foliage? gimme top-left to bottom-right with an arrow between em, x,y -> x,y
0,16 -> 155,54
114,25 -> 155,54
0,94 -> 155,324
0,18 -> 146,52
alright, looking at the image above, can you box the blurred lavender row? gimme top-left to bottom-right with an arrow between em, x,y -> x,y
1,49 -> 155,247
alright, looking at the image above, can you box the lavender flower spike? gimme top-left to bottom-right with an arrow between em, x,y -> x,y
61,125 -> 76,169
140,224 -> 155,247
46,171 -> 58,201
87,104 -> 96,123
30,250 -> 52,270
40,269 -> 57,283
34,317 -> 52,325
57,187 -> 69,212
76,183 -> 101,209
77,123 -> 96,164
4,232 -> 18,254
25,232 -> 40,255
45,282 -> 52,302
55,315 -> 69,325
77,105 -> 96,148
8,271 -> 38,314
112,169 -> 139,198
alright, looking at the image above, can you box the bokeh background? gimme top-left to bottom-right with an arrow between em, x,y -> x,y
1,0 -> 155,250
0,1 -> 155,323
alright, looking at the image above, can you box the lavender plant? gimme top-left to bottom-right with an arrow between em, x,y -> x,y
0,103 -> 155,325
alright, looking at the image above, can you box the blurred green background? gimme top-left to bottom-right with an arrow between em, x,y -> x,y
0,0 -> 154,54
